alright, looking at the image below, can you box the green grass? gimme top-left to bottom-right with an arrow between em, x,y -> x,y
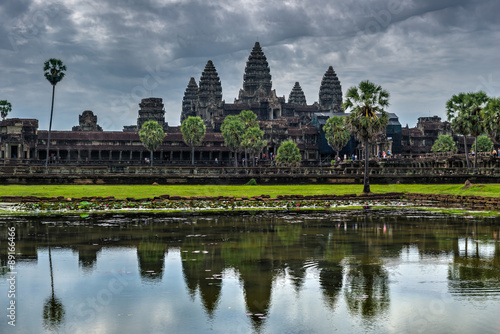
0,184 -> 499,199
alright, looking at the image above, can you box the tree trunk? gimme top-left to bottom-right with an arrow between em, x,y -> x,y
234,152 -> 238,167
45,85 -> 56,168
363,138 -> 370,193
464,136 -> 471,168
150,149 -> 153,166
474,136 -> 478,170
191,146 -> 195,166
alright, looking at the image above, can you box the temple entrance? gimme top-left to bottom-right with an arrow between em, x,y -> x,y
10,145 -> 18,158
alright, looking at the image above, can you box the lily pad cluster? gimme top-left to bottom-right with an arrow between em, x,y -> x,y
15,199 -> 404,214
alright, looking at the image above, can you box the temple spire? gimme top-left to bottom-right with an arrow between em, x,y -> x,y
198,60 -> 222,106
236,42 -> 273,104
288,82 -> 307,105
319,66 -> 342,112
180,77 -> 199,123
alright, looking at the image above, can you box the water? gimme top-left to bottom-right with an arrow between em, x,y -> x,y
1,210 -> 499,334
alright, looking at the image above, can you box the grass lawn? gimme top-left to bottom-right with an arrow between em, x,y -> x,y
0,184 -> 499,199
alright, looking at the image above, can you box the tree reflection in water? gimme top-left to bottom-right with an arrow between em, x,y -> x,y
43,246 -> 65,331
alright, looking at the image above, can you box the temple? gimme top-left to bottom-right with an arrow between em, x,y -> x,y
0,42 -> 409,165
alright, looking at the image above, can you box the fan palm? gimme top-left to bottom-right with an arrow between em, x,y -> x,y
483,97 -> 500,145
0,100 -> 12,120
43,59 -> 66,167
181,116 -> 206,165
342,80 -> 390,193
446,91 -> 488,169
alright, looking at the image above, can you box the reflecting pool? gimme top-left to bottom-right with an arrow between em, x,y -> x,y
1,210 -> 499,333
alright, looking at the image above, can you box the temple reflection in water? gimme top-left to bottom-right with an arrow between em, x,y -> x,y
1,212 -> 499,333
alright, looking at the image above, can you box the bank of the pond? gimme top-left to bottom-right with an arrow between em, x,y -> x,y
1,184 -> 500,199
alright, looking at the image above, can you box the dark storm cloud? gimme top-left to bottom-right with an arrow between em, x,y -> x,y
0,0 -> 498,131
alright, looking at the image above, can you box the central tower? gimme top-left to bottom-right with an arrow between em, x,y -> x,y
236,42 -> 274,104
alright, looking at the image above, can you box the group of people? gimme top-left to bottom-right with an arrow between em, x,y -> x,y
222,152 -> 276,166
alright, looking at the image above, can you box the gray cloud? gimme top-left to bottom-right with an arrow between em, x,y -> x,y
0,0 -> 498,131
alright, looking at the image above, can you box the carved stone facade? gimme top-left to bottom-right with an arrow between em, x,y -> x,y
288,82 -> 307,106
0,42 -> 404,166
180,77 -> 199,123
0,118 -> 38,160
318,66 -> 342,112
236,42 -> 274,104
401,116 -> 453,154
137,97 -> 167,130
72,110 -> 103,132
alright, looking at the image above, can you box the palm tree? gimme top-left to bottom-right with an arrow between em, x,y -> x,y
139,121 -> 165,166
241,126 -> 267,166
484,97 -> 500,145
446,91 -> 489,169
221,115 -> 245,167
466,91 -> 489,169
43,233 -> 65,331
276,140 -> 301,167
180,116 -> 206,165
0,100 -> 12,120
43,59 -> 66,167
342,80 -> 389,193
238,110 -> 258,163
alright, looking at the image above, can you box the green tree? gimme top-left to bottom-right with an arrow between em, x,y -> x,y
238,110 -> 259,164
44,58 -> 66,167
241,126 -> 267,166
431,134 -> 457,153
0,100 -> 12,120
342,80 -> 390,193
323,116 -> 350,159
139,121 -> 165,166
466,91 -> 489,168
239,109 -> 258,129
221,115 -> 245,167
446,91 -> 489,169
276,140 -> 301,166
477,135 -> 493,152
181,116 -> 206,165
484,97 -> 500,145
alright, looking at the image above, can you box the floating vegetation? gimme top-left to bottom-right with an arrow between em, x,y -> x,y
2,198 -> 497,217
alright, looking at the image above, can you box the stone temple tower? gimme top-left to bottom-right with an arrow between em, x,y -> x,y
318,66 -> 343,112
137,97 -> 166,130
236,42 -> 274,104
180,77 -> 199,123
197,60 -> 223,123
288,82 -> 307,106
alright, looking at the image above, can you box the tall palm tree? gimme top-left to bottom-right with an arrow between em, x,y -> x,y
466,91 -> 489,169
139,120 -> 165,166
484,97 -> 500,145
44,58 -> 66,167
0,100 -> 12,120
43,236 -> 65,330
446,91 -> 489,169
180,116 -> 206,165
343,80 -> 390,193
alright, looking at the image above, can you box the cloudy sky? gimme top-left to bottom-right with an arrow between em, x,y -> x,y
0,0 -> 498,131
